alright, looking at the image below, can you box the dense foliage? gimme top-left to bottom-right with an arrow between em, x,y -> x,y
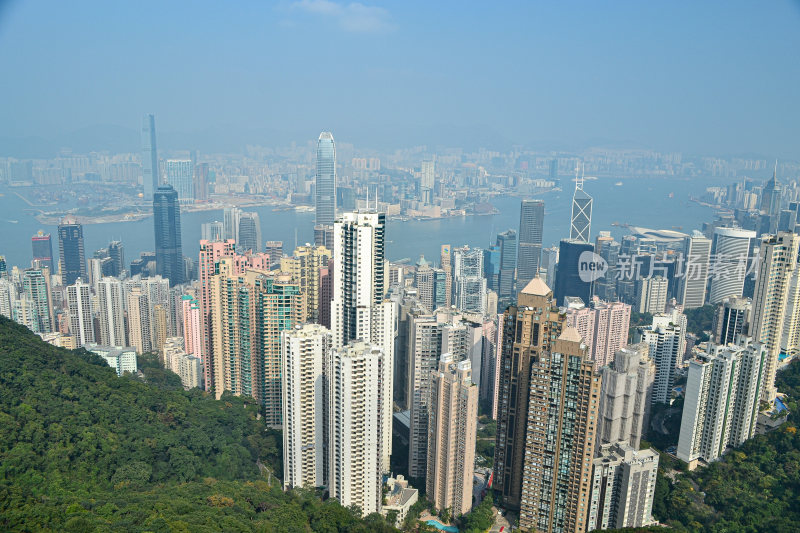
649,359 -> 800,532
683,304 -> 715,341
0,317 -> 396,532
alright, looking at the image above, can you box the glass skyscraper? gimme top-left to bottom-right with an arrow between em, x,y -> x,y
315,131 -> 336,227
153,185 -> 184,286
517,200 -> 544,290
165,159 -> 194,205
58,216 -> 87,286
31,230 -> 54,272
141,114 -> 159,201
496,229 -> 517,300
570,180 -> 593,243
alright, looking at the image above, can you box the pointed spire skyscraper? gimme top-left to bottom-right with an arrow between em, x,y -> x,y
570,163 -> 592,243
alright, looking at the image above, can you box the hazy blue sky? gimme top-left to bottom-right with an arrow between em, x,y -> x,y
0,0 -> 798,156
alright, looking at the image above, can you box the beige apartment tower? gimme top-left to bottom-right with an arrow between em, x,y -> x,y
425,354 -> 478,518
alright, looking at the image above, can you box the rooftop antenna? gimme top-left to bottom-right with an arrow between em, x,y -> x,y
774,159 -> 778,179
575,162 -> 584,191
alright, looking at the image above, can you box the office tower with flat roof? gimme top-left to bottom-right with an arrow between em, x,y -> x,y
588,443 -> 659,530
164,159 -> 194,205
194,161 -> 208,202
708,227 -> 756,304
265,240 -> 283,268
58,216 -> 87,286
635,309 -> 687,404
749,232 -> 799,402
141,114 -> 159,200
153,185 -> 184,286
596,345 -> 655,451
426,355 -> 478,518
107,241 -> 124,278
496,229 -> 517,301
517,200 -> 545,290
541,245 -> 559,287
282,324 -> 331,490
570,174 -> 593,242
280,244 -> 332,322
677,341 -> 765,468
31,231 -> 53,272
712,297 -> 751,345
677,231 -> 712,308
554,239 -> 594,306
223,207 -> 241,241
201,221 -> 224,242
635,275 -> 668,314
315,132 -> 336,227
22,268 -> 53,334
440,244 -> 452,307
66,280 -> 94,347
327,341 -> 386,516
453,246 -> 487,314
237,211 -> 262,253
413,257 -> 435,311
97,277 -> 126,347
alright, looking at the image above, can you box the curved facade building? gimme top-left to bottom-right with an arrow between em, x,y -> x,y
708,227 -> 756,304
315,132 -> 336,227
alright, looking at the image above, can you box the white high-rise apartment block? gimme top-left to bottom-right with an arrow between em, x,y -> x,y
750,232 -> 799,402
421,159 -> 435,191
161,336 -> 202,389
596,345 -> 655,451
0,278 -> 15,318
66,280 -> 94,346
708,227 -> 756,304
97,277 -> 126,347
327,341 -> 385,516
86,344 -> 138,376
426,354 -> 478,518
677,341 -> 766,468
636,276 -> 668,315
282,324 -> 331,490
331,211 -> 396,472
635,309 -> 686,404
678,231 -> 712,309
587,443 -> 659,531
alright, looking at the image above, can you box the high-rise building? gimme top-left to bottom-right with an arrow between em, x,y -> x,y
181,295 -> 202,357
108,241 -> 125,278
21,268 -> 53,334
315,132 -> 336,227
517,326 -> 600,532
97,277 -> 126,347
712,296 -> 751,345
31,231 -> 54,272
265,241 -> 284,268
164,159 -> 194,205
223,207 -> 241,241
282,324 -> 331,490
635,276 -> 669,314
280,245 -> 332,322
749,232 -> 799,402
319,258 -> 333,329
440,244 -> 452,307
153,185 -> 184,286
141,114 -> 159,200
635,309 -> 686,404
453,246 -> 487,314
206,258 -> 302,423
564,297 -> 631,369
426,354 -> 478,518
759,166 -> 782,218
237,211 -> 262,253
58,216 -> 87,286
554,239 -> 594,306
596,345 -> 655,451
126,286 -> 152,354
201,221 -> 224,242
541,245 -> 559,287
570,174 -> 593,242
496,229 -> 517,300
707,227 -> 756,304
330,210 -> 396,469
677,341 -> 766,468
587,443 -> 659,531
86,344 -> 138,377
66,280 -> 94,347
517,200 -> 545,290
194,161 -> 209,202
327,341 -> 386,516
413,257 -> 435,312
677,231 -> 712,308
421,159 -> 435,191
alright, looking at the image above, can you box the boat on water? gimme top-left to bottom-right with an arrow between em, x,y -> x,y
615,181 -> 623,186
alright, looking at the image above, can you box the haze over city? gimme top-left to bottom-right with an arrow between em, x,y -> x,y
1,0 -> 799,156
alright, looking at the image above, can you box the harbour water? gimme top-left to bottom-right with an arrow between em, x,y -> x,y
0,176 -> 729,270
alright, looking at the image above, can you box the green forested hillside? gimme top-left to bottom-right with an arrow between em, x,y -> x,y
0,317 -> 396,532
